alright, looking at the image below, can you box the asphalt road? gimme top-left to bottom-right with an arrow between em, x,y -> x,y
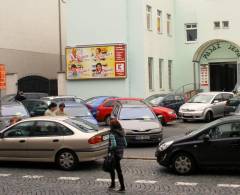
0,120 -> 239,194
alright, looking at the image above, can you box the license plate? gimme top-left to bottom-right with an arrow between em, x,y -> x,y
102,135 -> 109,141
135,135 -> 150,140
183,113 -> 192,117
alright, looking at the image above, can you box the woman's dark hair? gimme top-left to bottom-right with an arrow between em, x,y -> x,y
110,119 -> 122,131
48,102 -> 57,109
96,63 -> 102,67
59,103 -> 65,108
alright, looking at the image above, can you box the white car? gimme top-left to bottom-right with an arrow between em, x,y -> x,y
179,92 -> 234,122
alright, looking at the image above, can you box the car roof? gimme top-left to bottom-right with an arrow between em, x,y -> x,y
116,100 -> 148,107
1,102 -> 24,106
20,116 -> 69,122
198,92 -> 233,96
43,96 -> 76,99
106,97 -> 143,101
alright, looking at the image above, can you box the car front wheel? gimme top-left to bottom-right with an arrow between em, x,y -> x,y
56,150 -> 78,171
172,153 -> 195,175
205,111 -> 213,122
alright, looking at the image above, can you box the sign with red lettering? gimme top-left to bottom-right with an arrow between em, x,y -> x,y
200,65 -> 208,87
0,64 -> 6,90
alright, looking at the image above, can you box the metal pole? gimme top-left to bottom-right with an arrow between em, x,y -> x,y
58,0 -> 63,72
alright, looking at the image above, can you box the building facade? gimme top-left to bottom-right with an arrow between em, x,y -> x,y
0,0 -> 67,95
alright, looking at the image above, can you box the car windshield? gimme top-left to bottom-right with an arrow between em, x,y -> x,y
119,107 -> 155,120
65,105 -> 92,117
145,95 -> 165,106
65,118 -> 98,133
1,105 -> 29,117
86,97 -> 107,105
188,94 -> 214,103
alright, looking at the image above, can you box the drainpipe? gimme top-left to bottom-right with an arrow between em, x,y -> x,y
58,0 -> 66,72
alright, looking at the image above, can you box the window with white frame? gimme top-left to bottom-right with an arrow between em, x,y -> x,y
167,14 -> 172,35
159,59 -> 164,89
185,23 -> 197,42
157,10 -> 162,33
146,5 -> 152,31
214,21 -> 220,29
168,60 -> 172,90
148,57 -> 154,90
222,21 -> 229,28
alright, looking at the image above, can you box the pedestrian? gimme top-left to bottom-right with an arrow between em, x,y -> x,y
15,91 -> 26,102
9,116 -> 22,126
44,102 -> 57,116
108,119 -> 127,192
56,103 -> 67,116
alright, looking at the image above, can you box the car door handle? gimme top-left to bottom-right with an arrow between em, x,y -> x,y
19,140 -> 26,143
52,139 -> 59,142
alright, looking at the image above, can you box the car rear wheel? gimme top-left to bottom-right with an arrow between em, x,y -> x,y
172,153 -> 195,175
56,150 -> 78,171
205,111 -> 213,122
105,116 -> 111,126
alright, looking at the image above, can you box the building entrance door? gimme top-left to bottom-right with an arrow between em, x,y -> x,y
209,62 -> 237,92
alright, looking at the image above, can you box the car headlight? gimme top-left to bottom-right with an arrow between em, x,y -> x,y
168,111 -> 175,115
159,141 -> 174,151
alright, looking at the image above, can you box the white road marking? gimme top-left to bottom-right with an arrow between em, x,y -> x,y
0,174 -> 11,177
96,178 -> 118,182
217,184 -> 240,188
135,180 -> 157,184
175,182 -> 198,186
58,177 -> 80,181
22,175 -> 43,179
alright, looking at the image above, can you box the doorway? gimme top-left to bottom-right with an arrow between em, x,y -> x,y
18,75 -> 58,95
209,62 -> 237,92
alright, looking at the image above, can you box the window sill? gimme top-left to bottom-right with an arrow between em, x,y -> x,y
185,41 -> 197,44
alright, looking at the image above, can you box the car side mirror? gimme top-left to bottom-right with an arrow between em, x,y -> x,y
203,134 -> 210,142
213,100 -> 219,104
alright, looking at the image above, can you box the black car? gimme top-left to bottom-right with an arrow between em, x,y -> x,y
224,96 -> 240,114
156,116 -> 240,175
145,94 -> 185,113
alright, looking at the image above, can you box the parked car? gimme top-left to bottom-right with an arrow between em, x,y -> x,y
156,116 -> 240,175
97,98 -> 177,126
0,102 -> 30,130
111,101 -> 163,144
151,106 -> 177,125
22,100 -> 98,125
96,98 -> 143,125
41,96 -> 85,104
85,96 -> 117,118
2,93 -> 48,103
179,92 -> 234,122
224,96 -> 240,115
144,93 -> 185,113
0,116 -> 109,170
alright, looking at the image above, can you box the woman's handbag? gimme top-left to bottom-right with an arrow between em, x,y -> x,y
102,152 -> 115,173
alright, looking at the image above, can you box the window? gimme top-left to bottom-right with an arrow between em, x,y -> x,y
185,23 -> 197,42
4,122 -> 34,138
148,57 -> 154,90
209,123 -> 240,140
157,10 -> 162,33
222,93 -> 233,101
168,60 -> 172,90
167,14 -> 172,35
33,121 -> 63,136
146,5 -> 152,31
213,94 -> 223,102
222,21 -> 229,28
214,21 -> 220,29
104,100 -> 115,107
159,59 -> 163,89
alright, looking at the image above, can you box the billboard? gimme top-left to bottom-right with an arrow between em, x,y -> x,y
0,64 -> 6,90
66,44 -> 127,80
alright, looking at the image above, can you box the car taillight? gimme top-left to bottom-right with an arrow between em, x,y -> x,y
88,135 -> 103,144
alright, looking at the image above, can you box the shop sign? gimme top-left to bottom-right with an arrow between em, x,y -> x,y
203,42 -> 240,60
0,65 -> 6,90
65,44 -> 127,80
200,65 -> 208,87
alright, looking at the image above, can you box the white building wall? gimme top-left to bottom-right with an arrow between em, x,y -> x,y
174,0 -> 240,89
144,0 -> 175,96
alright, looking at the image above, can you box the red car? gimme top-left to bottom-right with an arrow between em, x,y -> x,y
151,106 -> 177,125
96,98 -> 177,125
96,98 -> 143,124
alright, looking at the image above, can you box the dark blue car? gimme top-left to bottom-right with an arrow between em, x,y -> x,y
85,96 -> 117,118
